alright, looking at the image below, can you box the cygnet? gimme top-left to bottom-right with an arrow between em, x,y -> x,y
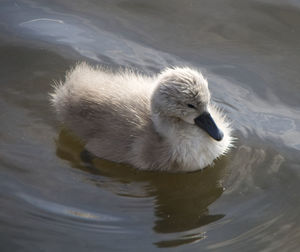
50,63 -> 233,172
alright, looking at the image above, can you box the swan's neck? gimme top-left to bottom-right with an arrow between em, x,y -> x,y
152,113 -> 231,171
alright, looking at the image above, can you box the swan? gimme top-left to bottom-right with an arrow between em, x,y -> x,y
50,63 -> 233,172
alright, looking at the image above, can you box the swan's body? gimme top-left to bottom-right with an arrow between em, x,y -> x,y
51,63 -> 233,172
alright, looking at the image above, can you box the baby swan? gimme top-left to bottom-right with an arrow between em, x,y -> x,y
50,63 -> 233,172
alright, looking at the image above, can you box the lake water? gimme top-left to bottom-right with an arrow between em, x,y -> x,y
1,0 -> 300,251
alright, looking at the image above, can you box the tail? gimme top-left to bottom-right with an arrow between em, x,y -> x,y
49,62 -> 93,123
49,79 -> 70,122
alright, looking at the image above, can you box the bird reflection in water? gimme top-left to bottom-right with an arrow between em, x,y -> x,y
55,129 -> 228,247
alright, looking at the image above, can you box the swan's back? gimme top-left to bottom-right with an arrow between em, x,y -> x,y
51,63 -> 158,162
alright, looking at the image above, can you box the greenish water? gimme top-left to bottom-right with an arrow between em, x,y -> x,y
0,0 -> 300,251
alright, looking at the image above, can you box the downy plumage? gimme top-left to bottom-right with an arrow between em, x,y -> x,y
50,63 -> 233,172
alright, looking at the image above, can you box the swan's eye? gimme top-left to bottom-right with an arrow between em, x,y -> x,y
187,104 -> 196,109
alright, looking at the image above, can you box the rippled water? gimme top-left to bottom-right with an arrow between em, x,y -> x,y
1,0 -> 300,251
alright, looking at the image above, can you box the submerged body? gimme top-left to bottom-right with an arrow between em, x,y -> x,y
51,63 -> 233,172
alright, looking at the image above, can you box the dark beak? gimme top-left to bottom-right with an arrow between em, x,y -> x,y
194,112 -> 224,141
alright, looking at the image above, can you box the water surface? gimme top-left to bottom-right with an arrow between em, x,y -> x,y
0,0 -> 300,251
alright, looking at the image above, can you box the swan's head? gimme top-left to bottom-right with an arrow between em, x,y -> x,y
151,67 -> 224,141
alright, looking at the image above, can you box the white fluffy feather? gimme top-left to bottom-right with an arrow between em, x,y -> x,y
50,63 -> 233,172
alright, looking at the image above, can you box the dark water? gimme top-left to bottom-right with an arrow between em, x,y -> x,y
1,0 -> 300,251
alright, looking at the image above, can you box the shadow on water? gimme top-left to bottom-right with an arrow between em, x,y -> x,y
55,129 -> 228,247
